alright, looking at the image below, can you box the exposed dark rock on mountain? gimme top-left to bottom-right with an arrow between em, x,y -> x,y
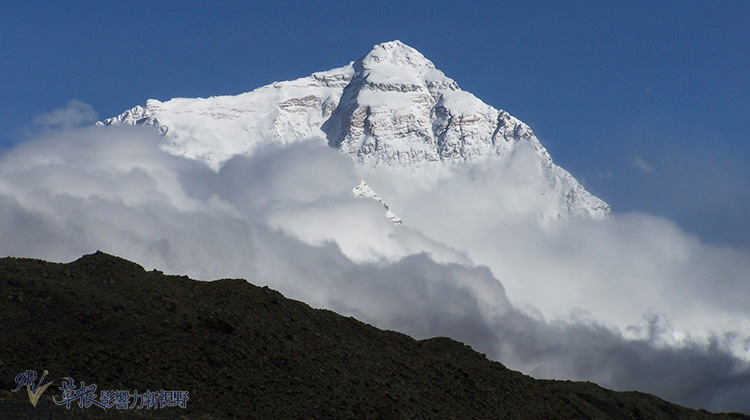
1,252 -> 746,419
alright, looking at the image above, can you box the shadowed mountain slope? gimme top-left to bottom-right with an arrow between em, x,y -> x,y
0,252 -> 746,419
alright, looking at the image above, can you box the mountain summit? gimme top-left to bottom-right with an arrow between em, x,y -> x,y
358,39 -> 436,69
101,40 -> 610,219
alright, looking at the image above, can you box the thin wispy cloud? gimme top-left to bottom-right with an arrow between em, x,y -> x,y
632,154 -> 654,173
32,100 -> 98,129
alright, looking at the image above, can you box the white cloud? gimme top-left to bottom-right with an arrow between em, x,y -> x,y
595,169 -> 613,178
1,122 -> 750,412
632,154 -> 654,173
32,100 -> 98,128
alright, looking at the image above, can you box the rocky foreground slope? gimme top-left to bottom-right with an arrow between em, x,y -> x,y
1,252 -> 746,420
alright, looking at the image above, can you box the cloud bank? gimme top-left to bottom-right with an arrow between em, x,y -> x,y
1,111 -> 750,412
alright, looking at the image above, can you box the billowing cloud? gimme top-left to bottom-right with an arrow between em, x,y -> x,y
1,113 -> 750,413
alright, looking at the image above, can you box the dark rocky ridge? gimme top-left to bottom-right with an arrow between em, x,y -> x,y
0,251 -> 746,419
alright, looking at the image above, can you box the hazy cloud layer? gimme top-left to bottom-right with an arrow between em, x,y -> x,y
1,117 -> 750,412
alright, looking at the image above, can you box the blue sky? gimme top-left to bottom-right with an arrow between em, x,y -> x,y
1,1 -> 748,247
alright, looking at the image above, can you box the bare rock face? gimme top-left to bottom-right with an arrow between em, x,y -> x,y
101,40 -> 611,220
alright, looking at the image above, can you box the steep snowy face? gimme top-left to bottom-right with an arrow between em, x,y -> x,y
323,40 -> 526,167
101,40 -> 610,219
323,40 -> 609,219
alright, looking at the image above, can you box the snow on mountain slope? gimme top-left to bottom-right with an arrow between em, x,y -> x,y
100,64 -> 355,169
101,40 -> 610,220
352,180 -> 402,225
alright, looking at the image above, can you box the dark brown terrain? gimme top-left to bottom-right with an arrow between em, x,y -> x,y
1,251 -> 747,419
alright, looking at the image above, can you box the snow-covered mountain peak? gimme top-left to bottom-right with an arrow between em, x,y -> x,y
353,40 -> 456,89
100,41 -> 611,219
360,40 -> 435,70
